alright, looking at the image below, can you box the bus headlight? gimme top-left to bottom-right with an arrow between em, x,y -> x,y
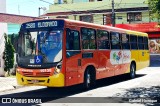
54,63 -> 62,75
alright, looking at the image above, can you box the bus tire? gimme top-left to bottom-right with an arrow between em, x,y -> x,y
83,67 -> 96,90
130,63 -> 136,79
83,69 -> 91,90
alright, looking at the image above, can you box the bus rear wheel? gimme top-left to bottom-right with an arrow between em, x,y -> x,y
83,68 -> 95,90
130,63 -> 136,79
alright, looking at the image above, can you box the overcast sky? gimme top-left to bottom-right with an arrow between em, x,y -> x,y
6,0 -> 54,17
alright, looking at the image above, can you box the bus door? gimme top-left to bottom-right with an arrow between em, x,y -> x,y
65,28 -> 82,86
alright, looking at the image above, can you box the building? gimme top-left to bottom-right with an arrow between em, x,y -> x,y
44,0 -> 160,55
45,0 -> 152,25
0,13 -> 40,76
0,0 -> 7,76
43,0 -> 159,34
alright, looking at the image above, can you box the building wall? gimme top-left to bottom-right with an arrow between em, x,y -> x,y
0,0 -> 6,76
115,13 -> 127,24
93,14 -> 103,25
8,23 -> 21,34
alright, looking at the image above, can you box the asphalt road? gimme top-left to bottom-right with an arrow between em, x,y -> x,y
0,55 -> 160,106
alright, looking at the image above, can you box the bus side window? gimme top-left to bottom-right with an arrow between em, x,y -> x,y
138,36 -> 144,50
130,35 -> 138,50
81,28 -> 96,50
122,33 -> 130,49
144,37 -> 149,50
110,32 -> 121,49
66,28 -> 80,58
97,30 -> 110,49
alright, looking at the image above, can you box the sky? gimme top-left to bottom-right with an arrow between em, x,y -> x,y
6,0 -> 54,17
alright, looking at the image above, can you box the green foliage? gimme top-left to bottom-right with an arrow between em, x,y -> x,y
148,0 -> 160,21
8,33 -> 18,52
3,33 -> 15,75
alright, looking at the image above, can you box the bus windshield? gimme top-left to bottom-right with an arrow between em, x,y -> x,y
18,30 -> 63,65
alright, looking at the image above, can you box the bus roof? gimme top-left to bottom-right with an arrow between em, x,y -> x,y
22,18 -> 148,37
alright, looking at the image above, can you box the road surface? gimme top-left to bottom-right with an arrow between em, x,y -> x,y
0,55 -> 160,106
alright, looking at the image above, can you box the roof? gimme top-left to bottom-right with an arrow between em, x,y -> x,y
47,0 -> 148,13
0,13 -> 41,24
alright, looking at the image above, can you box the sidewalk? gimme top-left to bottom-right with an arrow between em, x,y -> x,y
0,77 -> 24,92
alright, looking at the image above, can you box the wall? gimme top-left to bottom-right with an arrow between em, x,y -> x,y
0,0 -> 7,76
8,23 -> 21,34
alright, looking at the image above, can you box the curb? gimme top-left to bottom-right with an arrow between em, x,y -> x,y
13,85 -> 26,89
0,85 -> 25,92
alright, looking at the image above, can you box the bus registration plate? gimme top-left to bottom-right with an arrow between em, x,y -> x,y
31,79 -> 39,83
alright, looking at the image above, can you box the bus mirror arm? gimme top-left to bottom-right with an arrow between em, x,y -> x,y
16,53 -> 19,63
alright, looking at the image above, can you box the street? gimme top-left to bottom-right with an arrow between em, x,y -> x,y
0,55 -> 160,106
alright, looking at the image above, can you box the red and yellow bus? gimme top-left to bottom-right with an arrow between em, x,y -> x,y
16,19 -> 149,89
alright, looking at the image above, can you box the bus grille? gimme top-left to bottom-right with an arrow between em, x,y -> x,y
22,72 -> 51,77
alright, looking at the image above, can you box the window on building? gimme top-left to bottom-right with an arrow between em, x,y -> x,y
103,14 -> 111,25
89,0 -> 94,2
81,28 -> 96,49
117,16 -> 123,20
80,15 -> 93,23
127,12 -> 142,22
56,16 -> 68,19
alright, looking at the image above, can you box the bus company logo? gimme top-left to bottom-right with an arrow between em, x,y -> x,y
113,51 -> 122,62
110,50 -> 131,65
2,98 -> 11,103
123,53 -> 130,61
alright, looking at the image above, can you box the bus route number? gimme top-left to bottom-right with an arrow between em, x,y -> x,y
26,23 -> 35,29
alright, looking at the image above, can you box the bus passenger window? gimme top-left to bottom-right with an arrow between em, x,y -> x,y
66,29 -> 80,57
130,35 -> 138,50
138,36 -> 144,50
144,37 -> 149,50
97,30 -> 110,49
111,32 -> 121,49
81,28 -> 96,49
122,34 -> 130,49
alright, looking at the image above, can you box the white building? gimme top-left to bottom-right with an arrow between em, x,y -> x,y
0,0 -> 7,76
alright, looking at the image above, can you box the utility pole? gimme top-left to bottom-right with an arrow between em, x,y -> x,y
111,0 -> 115,27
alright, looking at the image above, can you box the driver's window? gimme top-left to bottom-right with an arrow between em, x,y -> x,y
25,32 -> 37,55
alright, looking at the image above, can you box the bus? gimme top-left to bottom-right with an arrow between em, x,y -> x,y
16,19 -> 150,89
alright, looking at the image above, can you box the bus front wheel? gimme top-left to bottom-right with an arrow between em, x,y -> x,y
130,63 -> 136,79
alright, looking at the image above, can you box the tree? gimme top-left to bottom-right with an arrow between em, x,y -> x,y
3,33 -> 15,76
148,0 -> 160,22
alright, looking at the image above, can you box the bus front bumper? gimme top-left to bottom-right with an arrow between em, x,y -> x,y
16,72 -> 65,87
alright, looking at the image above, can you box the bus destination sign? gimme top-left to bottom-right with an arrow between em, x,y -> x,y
22,20 -> 64,29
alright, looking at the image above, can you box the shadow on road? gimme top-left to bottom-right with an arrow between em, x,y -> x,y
115,86 -> 160,106
0,74 -> 145,105
150,55 -> 160,67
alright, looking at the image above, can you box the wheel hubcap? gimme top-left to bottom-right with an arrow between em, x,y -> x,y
131,66 -> 135,78
87,73 -> 91,86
